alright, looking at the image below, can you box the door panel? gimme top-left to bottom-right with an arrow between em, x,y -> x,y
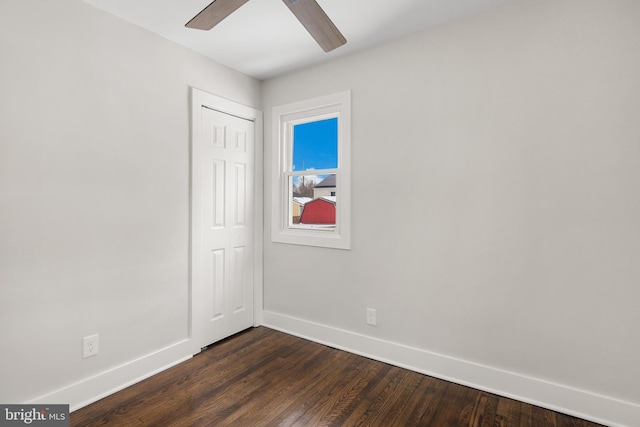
195,106 -> 254,347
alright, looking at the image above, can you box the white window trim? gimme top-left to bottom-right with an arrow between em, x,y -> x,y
271,90 -> 351,250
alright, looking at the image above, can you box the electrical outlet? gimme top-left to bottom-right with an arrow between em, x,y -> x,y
83,334 -> 99,358
366,308 -> 377,326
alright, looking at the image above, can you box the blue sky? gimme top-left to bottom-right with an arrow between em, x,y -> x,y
292,118 -> 338,171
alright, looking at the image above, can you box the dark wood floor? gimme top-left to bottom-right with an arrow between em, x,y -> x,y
71,327 -> 604,427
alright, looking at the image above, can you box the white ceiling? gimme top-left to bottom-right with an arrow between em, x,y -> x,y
82,0 -> 519,80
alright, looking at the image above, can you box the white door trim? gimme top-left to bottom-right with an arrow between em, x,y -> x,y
190,87 -> 263,354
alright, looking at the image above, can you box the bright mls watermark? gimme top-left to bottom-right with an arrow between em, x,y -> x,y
1,405 -> 69,426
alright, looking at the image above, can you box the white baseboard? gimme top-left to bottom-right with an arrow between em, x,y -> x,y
263,310 -> 639,427
29,339 -> 194,412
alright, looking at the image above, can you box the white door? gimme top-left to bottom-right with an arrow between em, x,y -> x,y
192,92 -> 255,348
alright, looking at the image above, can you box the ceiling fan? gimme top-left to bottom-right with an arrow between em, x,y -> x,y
186,0 -> 346,52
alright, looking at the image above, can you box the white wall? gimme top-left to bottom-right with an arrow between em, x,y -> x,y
262,0 -> 640,425
0,0 -> 260,407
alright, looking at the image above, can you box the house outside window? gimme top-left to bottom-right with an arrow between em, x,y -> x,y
313,174 -> 337,199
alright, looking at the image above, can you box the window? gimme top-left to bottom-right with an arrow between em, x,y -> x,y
271,91 -> 351,249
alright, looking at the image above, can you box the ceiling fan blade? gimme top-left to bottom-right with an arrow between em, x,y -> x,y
186,0 -> 250,30
281,0 -> 346,52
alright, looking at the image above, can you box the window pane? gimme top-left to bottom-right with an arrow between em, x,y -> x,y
289,174 -> 337,227
292,118 -> 338,171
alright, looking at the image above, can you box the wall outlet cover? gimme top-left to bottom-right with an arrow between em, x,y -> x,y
83,334 -> 99,358
366,308 -> 377,326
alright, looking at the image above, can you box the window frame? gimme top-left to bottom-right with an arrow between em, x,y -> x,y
271,91 -> 351,249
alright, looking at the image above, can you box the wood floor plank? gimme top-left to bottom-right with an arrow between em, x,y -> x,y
378,374 -> 437,426
288,355 -> 387,426
368,370 -> 425,425
495,396 -> 522,427
400,376 -> 450,425
465,392 -> 497,427
214,340 -> 330,425
246,347 -> 347,425
520,401 -> 535,427
345,367 -> 410,426
71,327 -> 606,427
427,381 -> 474,426
262,351 -> 366,426
534,405 -> 561,427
